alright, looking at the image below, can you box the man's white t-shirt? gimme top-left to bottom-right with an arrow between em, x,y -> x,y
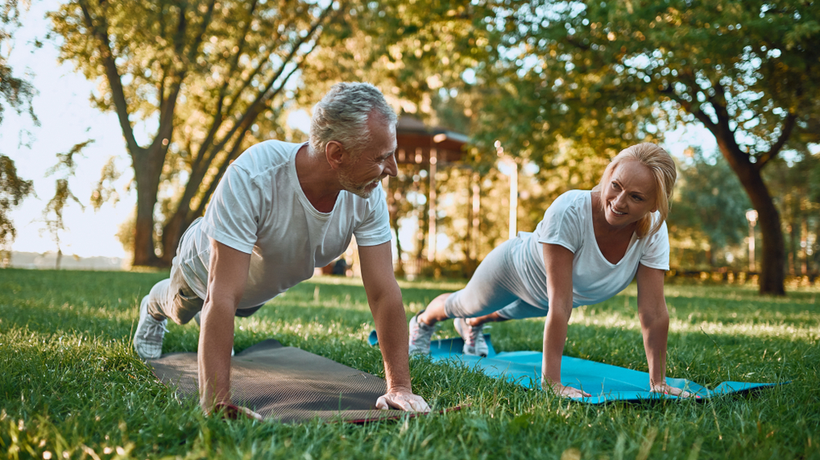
513,190 -> 670,308
175,140 -> 392,310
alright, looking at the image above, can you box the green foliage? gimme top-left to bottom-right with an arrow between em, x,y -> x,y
41,140 -> 94,266
473,0 -> 820,155
0,1 -> 36,256
668,148 -> 751,259
0,154 -> 33,252
1,269 -> 818,459
0,0 -> 36,126
89,155 -> 121,210
763,151 -> 820,274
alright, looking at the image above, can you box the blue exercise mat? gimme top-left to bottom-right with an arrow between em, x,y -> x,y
369,331 -> 780,403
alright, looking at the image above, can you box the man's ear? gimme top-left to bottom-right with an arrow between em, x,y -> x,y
326,141 -> 346,170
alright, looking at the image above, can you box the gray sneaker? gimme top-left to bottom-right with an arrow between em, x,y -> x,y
408,312 -> 436,355
454,318 -> 488,357
134,296 -> 168,359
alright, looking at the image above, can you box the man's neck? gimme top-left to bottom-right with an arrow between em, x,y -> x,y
294,144 -> 342,213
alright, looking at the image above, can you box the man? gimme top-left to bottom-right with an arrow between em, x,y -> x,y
134,82 -> 430,418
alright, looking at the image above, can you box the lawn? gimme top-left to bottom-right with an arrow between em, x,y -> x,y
0,268 -> 817,459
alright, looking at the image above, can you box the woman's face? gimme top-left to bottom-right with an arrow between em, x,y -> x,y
601,160 -> 657,229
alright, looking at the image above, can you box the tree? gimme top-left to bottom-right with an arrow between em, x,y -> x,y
463,0 -> 820,295
51,0 -> 343,266
0,0 -> 36,258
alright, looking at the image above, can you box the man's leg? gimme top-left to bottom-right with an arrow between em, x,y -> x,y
134,277 -> 173,359
134,261 -> 192,359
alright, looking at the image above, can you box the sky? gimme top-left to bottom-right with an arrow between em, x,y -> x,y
2,1 -> 717,260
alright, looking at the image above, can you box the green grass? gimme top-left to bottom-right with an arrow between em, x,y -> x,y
0,268 -> 818,459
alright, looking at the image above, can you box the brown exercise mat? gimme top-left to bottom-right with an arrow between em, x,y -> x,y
148,339 -> 407,423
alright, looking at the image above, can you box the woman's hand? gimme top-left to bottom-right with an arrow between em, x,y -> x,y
545,381 -> 591,398
650,382 -> 692,398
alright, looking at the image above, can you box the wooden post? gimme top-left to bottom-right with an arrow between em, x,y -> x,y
471,171 -> 480,261
427,148 -> 437,262
508,159 -> 518,240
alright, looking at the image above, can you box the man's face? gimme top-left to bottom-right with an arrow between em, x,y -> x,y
338,115 -> 398,198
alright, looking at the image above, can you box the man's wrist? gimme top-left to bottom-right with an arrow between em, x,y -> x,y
385,383 -> 412,394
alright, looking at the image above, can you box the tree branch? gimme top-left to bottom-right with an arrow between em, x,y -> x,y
184,0 -> 218,65
194,32 -> 323,218
205,3 -> 338,165
192,0 -> 259,175
660,80 -> 717,132
755,112 -> 797,170
78,0 -> 142,156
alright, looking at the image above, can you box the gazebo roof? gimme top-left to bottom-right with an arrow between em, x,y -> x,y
395,116 -> 470,165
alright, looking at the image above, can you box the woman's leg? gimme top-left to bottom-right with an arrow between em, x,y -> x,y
417,239 -> 522,326
465,311 -> 508,327
416,293 -> 452,326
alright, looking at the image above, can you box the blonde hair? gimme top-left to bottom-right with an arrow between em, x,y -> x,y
594,143 -> 677,238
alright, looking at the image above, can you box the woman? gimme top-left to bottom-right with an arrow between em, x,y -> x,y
408,143 -> 690,398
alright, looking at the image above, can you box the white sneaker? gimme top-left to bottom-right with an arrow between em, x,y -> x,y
454,318 -> 488,357
408,312 -> 436,355
193,311 -> 234,356
134,296 -> 168,359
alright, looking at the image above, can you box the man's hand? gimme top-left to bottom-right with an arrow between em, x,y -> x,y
545,381 -> 591,399
375,389 -> 431,412
650,382 -> 693,398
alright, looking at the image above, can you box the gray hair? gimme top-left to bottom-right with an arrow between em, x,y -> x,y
309,82 -> 397,158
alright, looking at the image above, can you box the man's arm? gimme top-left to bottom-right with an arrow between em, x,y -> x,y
635,264 -> 690,397
541,243 -> 590,398
198,238 -> 260,416
358,242 -> 430,412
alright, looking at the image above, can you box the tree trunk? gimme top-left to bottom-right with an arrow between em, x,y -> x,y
789,223 -> 798,276
160,192 -> 199,266
715,139 -> 786,295
707,246 -> 716,268
131,146 -> 165,267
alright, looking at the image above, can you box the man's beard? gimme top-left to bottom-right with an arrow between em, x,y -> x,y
338,170 -> 383,199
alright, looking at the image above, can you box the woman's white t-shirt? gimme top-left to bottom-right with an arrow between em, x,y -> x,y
513,190 -> 670,308
175,140 -> 392,310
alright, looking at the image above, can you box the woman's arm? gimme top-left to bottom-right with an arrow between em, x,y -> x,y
542,243 -> 590,398
635,264 -> 690,397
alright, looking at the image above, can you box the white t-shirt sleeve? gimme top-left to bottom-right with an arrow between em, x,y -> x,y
353,185 -> 392,247
536,192 -> 584,253
199,163 -> 262,254
639,219 -> 670,271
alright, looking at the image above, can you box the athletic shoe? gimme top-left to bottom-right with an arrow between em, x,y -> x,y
454,318 -> 488,357
408,312 -> 436,355
193,311 -> 234,356
134,296 -> 168,359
